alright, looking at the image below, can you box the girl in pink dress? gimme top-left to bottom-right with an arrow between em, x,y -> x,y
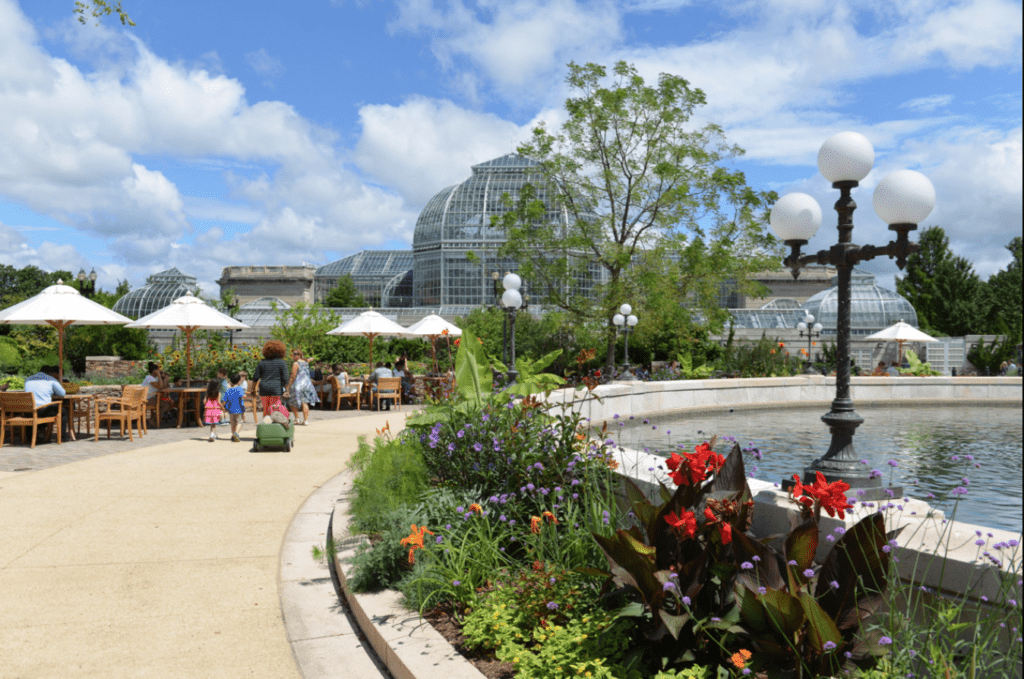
203,380 -> 223,442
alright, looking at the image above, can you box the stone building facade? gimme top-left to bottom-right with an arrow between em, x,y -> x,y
217,265 -> 316,306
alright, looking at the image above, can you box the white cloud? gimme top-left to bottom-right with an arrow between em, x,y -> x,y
900,94 -> 954,112
389,0 -> 621,100
245,48 -> 284,79
354,96 -> 542,204
0,0 -> 416,290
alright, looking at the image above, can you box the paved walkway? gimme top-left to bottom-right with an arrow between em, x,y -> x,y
1,407 -> 409,678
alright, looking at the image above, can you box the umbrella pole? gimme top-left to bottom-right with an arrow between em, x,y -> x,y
49,320 -> 71,382
184,327 -> 194,385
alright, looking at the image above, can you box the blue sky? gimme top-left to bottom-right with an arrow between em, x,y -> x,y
0,0 -> 1020,297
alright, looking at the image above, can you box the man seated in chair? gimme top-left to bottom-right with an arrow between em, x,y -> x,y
24,365 -> 65,440
369,361 -> 396,410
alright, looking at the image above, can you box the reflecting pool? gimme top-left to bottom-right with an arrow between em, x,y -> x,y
610,405 -> 1022,533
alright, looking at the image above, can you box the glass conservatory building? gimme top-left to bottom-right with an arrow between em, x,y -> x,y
112,268 -> 199,320
314,251 -> 414,307
412,153 -> 593,307
801,268 -> 918,334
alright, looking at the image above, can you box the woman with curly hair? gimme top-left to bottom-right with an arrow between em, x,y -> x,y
252,340 -> 290,417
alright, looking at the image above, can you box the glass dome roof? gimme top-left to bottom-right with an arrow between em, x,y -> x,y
412,153 -> 565,249
236,297 -> 290,328
802,268 -> 918,335
112,268 -> 198,320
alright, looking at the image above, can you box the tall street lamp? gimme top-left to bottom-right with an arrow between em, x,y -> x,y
501,273 -> 523,385
77,268 -> 97,299
797,313 -> 823,375
612,303 -> 639,380
770,131 -> 935,501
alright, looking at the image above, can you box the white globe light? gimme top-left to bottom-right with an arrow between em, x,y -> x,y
818,131 -> 875,183
770,193 -> 822,241
627,314 -> 638,327
813,323 -> 823,333
501,288 -> 523,309
872,170 -> 936,225
612,313 -> 625,326
619,303 -> 632,316
503,273 -> 522,292
804,313 -> 814,324
797,322 -> 808,331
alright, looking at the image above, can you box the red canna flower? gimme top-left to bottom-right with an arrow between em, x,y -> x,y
791,472 -> 854,519
665,443 -> 725,486
664,509 -> 697,539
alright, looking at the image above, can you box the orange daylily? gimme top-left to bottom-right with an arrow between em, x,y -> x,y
468,503 -> 483,515
730,649 -> 752,669
530,516 -> 542,534
399,524 -> 434,564
541,511 -> 558,525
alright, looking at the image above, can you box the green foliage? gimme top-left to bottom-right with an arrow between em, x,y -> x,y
984,237 -> 1022,342
897,226 -> 991,337
74,0 -> 135,26
717,336 -> 802,377
0,336 -> 20,373
323,275 -> 369,309
966,336 -> 1016,375
348,435 -> 429,534
591,444 -> 900,675
347,507 -> 423,593
897,350 -> 942,377
0,264 -> 71,308
461,567 -> 638,679
497,61 -> 777,371
153,343 -> 262,382
0,375 -> 25,390
269,301 -> 369,364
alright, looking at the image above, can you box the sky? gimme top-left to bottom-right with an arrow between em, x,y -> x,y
0,0 -> 1020,299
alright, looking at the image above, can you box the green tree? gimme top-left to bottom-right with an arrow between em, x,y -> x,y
0,265 -> 73,309
269,302 -> 369,366
984,237 -> 1022,342
897,226 -> 990,336
324,275 -> 369,308
74,0 -> 134,26
65,282 -> 150,375
496,61 -> 776,371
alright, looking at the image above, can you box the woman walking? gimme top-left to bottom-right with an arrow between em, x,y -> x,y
288,348 -> 319,424
252,340 -> 290,419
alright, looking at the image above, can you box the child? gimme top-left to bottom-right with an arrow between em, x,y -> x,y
203,379 -> 223,442
222,373 -> 246,443
217,368 -> 230,424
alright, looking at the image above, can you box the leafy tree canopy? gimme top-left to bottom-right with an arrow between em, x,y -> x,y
496,61 -> 778,370
985,237 -> 1022,342
74,0 -> 134,26
324,275 -> 369,308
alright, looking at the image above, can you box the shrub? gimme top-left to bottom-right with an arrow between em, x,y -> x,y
348,432 -> 429,535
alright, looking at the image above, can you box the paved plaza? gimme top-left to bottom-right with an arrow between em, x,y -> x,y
0,406 -> 409,678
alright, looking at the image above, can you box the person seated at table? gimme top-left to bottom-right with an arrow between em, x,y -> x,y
871,361 -> 887,376
887,361 -> 901,377
24,365 -> 65,440
394,359 -> 416,403
368,361 -> 396,410
141,362 -> 169,403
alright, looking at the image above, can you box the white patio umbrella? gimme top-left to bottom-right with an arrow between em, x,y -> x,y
327,309 -> 407,374
401,313 -> 462,373
866,320 -> 938,364
0,280 -> 131,381
125,292 -> 249,384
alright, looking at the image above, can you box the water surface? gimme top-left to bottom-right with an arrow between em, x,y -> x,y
609,405 -> 1023,533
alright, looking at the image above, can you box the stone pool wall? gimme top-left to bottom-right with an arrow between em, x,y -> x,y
547,374 -> 1022,423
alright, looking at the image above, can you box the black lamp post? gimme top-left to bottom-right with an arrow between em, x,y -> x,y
500,273 -> 523,385
612,304 -> 639,380
797,313 -> 823,375
227,295 -> 240,348
770,131 -> 936,501
77,268 -> 97,299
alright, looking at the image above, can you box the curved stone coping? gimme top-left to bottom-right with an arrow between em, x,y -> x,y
278,465 -> 485,679
544,375 -> 1022,423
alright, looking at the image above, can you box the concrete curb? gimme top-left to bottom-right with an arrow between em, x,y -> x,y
279,467 -> 484,679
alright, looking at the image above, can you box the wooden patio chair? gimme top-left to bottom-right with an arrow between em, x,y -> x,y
121,385 -> 150,434
0,391 -> 62,449
70,396 -> 93,438
372,377 -> 402,411
94,387 -> 146,441
337,375 -> 362,410
245,380 -> 260,424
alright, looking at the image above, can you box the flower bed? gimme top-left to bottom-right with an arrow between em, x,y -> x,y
328,333 -> 1023,679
